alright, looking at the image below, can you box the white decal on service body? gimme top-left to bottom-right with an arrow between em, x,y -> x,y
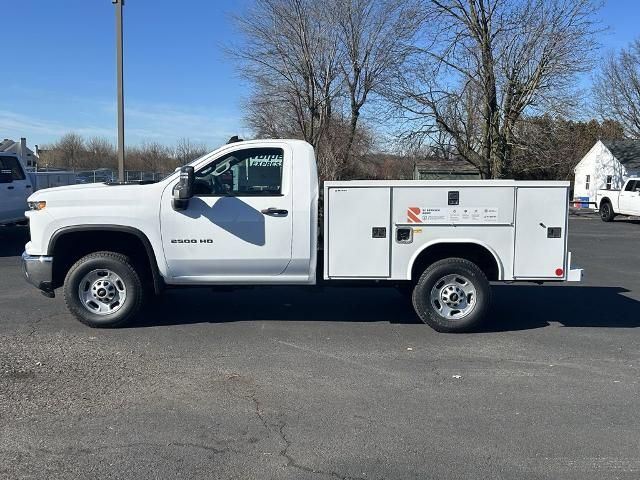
481,208 -> 498,222
448,208 -> 461,223
422,208 -> 447,222
406,207 -> 499,224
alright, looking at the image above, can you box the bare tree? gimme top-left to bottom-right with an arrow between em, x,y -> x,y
510,116 -> 625,179
330,0 -> 422,167
128,142 -> 175,172
234,0 -> 420,180
86,137 -> 116,169
175,137 -> 208,165
234,0 -> 342,179
390,0 -> 601,178
594,39 -> 640,139
47,133 -> 86,169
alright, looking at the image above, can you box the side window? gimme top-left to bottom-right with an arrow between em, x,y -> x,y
585,175 -> 590,190
0,157 -> 26,180
606,175 -> 612,190
193,148 -> 283,196
624,180 -> 636,192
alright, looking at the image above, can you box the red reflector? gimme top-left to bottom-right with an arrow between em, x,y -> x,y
555,268 -> 564,277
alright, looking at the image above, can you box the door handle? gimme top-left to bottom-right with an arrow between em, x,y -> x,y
7,186 -> 14,190
261,207 -> 288,217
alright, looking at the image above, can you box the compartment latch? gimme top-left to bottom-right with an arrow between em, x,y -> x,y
547,227 -> 562,238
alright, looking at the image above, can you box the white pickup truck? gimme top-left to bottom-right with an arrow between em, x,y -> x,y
596,178 -> 640,222
1,152 -> 34,225
22,139 -> 582,332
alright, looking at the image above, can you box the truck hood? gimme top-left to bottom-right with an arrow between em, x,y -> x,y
28,181 -> 165,203
34,182 -> 110,195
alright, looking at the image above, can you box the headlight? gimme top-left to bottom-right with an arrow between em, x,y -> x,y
27,201 -> 46,211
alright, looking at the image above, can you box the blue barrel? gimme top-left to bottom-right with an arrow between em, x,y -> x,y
573,196 -> 590,208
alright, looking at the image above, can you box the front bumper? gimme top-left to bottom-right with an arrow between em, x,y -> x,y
21,252 -> 55,297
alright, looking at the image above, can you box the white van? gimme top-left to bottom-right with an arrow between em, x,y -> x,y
0,152 -> 33,225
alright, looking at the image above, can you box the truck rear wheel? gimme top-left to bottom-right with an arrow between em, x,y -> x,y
63,251 -> 145,328
412,258 -> 491,333
599,201 -> 615,222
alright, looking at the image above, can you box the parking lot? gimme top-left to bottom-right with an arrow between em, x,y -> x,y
1,216 -> 639,479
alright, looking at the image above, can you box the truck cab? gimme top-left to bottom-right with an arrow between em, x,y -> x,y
596,178 -> 640,221
0,152 -> 33,225
159,140 -> 318,283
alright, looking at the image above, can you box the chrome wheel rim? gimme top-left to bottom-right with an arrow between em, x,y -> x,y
78,269 -> 127,316
430,274 -> 477,320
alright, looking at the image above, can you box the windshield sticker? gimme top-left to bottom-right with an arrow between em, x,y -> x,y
248,153 -> 283,167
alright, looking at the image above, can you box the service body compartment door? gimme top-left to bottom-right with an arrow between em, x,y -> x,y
327,187 -> 390,277
514,187 -> 568,279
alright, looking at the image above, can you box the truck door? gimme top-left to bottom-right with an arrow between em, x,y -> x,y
619,180 -> 640,215
0,156 -> 32,223
513,187 -> 568,279
159,145 -> 293,279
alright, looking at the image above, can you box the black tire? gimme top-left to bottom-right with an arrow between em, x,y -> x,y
412,258 -> 491,333
63,251 -> 145,328
599,201 -> 615,222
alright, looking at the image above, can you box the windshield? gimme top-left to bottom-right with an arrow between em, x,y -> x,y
0,156 -> 26,180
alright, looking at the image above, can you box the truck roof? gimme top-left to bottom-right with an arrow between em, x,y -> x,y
228,138 -> 310,147
326,180 -> 570,188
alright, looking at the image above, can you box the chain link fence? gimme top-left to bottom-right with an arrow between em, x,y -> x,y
74,169 -> 171,184
27,167 -> 172,190
32,168 -> 171,182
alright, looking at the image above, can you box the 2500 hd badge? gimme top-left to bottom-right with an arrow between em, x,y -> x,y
171,239 -> 213,244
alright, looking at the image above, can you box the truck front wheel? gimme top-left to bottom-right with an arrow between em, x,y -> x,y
599,201 -> 615,222
412,258 -> 491,333
63,251 -> 145,328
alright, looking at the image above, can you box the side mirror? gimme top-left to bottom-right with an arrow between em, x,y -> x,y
172,166 -> 194,211
0,170 -> 13,184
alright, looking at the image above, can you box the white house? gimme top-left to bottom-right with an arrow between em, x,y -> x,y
573,139 -> 640,203
0,137 -> 38,168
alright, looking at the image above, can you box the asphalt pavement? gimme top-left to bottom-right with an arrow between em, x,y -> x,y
1,215 -> 639,479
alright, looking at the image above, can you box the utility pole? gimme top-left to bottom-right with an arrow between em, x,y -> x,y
113,0 -> 125,182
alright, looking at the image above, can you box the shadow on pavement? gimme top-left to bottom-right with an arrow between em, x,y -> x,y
134,284 -> 640,331
485,285 -> 640,331
136,286 -> 419,327
612,218 -> 640,225
0,226 -> 29,258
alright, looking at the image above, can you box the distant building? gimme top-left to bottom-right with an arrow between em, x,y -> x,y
0,137 -> 38,168
573,139 -> 640,202
413,157 -> 481,180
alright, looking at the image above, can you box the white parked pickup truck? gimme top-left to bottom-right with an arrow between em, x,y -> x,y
1,152 -> 34,225
596,178 -> 640,222
22,139 -> 582,332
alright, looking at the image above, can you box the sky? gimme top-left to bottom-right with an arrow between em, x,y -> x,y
2,0 -> 639,152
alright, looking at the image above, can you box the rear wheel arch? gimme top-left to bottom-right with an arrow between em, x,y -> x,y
409,241 -> 502,282
48,225 -> 163,293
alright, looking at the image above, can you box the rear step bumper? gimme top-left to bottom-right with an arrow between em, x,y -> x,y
567,251 -> 583,282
